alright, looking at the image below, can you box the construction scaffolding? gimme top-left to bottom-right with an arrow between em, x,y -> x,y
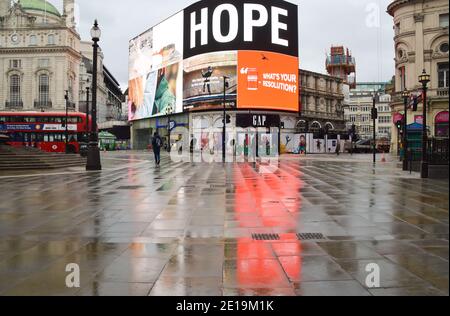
326,46 -> 356,89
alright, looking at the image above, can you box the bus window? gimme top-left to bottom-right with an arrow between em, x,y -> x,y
41,117 -> 49,123
25,117 -> 36,123
48,134 -> 54,142
36,134 -> 44,142
44,134 -> 49,142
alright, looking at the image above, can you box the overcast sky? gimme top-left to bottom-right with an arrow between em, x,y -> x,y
51,0 -> 395,89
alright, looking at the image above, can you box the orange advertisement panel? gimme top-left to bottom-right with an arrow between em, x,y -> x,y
237,51 -> 299,112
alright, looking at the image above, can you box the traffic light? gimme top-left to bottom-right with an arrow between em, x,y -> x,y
396,120 -> 402,130
371,107 -> 378,120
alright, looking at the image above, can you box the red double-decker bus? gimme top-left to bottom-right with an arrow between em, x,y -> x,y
0,112 -> 90,154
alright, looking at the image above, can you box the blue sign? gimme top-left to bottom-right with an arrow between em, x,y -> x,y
0,124 -> 36,131
156,119 -> 188,131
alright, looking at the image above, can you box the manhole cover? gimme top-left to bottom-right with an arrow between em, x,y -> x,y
297,233 -> 326,240
252,233 -> 280,241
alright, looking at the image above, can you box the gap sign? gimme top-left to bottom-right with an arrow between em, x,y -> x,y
184,0 -> 299,59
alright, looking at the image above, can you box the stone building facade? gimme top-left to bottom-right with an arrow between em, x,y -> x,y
388,0 -> 449,152
345,82 -> 392,141
0,0 -> 124,130
0,0 -> 81,112
298,69 -> 346,133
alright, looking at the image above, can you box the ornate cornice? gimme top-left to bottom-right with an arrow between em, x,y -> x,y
387,0 -> 411,17
0,46 -> 82,60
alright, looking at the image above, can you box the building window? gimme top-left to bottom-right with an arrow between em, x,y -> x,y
378,116 -> 391,124
399,66 -> 406,91
48,34 -> 55,45
39,74 -> 50,104
68,77 -> 74,101
29,35 -> 37,46
9,59 -> 22,69
10,75 -> 21,104
439,14 -> 449,28
435,111 -> 449,137
394,23 -> 400,35
438,62 -> 449,88
440,43 -> 449,54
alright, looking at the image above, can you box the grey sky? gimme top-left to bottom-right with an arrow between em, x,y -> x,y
52,0 -> 395,89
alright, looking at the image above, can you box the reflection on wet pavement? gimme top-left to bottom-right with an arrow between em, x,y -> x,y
0,152 -> 448,296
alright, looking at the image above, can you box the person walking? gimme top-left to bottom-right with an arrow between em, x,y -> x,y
336,141 -> 341,156
152,132 -> 163,166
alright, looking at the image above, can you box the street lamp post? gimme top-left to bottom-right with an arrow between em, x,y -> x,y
418,69 -> 430,179
64,90 -> 69,154
165,105 -> 174,153
222,76 -> 229,163
86,86 -> 90,139
372,93 -> 378,165
86,20 -> 102,171
402,89 -> 410,171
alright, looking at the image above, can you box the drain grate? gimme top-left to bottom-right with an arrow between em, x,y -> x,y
117,186 -> 144,190
252,233 -> 280,241
296,233 -> 326,240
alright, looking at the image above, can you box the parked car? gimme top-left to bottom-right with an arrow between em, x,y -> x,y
350,139 -> 373,153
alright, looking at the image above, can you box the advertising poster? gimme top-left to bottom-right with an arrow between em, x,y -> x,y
237,51 -> 299,112
128,12 -> 184,121
183,51 -> 237,111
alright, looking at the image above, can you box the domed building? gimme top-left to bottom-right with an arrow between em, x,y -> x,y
0,0 -> 81,112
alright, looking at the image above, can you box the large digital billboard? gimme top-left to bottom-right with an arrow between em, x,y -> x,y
128,0 -> 299,120
128,12 -> 184,121
183,0 -> 298,58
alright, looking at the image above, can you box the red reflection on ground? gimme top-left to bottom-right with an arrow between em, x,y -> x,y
233,163 -> 304,287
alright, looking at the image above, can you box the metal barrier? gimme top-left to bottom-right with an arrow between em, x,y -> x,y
428,138 -> 449,166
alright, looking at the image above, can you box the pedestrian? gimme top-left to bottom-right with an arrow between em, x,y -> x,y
152,132 -> 163,166
336,141 -> 341,156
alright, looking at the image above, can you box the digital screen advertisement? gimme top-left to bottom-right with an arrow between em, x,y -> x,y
183,51 -> 237,110
237,50 -> 298,111
128,11 -> 184,121
128,0 -> 299,121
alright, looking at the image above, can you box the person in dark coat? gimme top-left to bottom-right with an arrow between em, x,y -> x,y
152,132 -> 163,166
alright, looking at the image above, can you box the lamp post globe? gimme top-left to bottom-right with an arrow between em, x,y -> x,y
419,69 -> 430,86
90,20 -> 101,41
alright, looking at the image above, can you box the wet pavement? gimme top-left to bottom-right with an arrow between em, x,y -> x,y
0,152 -> 448,296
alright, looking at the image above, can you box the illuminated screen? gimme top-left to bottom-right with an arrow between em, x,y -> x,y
128,0 -> 299,120
128,12 -> 184,121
